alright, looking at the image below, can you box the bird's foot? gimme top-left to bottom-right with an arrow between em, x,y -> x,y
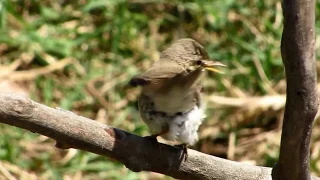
175,143 -> 188,161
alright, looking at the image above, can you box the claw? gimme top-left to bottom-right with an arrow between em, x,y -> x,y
175,144 -> 188,161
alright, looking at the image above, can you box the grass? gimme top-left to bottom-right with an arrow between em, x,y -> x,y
0,0 -> 320,179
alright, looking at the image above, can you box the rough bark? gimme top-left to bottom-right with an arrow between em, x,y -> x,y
0,93 -> 272,180
272,0 -> 318,179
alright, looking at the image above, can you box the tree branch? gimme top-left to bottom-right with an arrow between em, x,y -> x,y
272,0 -> 319,179
1,93 -> 320,180
0,93 -> 272,180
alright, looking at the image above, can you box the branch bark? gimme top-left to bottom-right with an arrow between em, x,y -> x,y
0,92 -> 320,180
0,93 -> 270,180
272,0 -> 318,179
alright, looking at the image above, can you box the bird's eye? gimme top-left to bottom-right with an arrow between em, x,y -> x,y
196,60 -> 202,65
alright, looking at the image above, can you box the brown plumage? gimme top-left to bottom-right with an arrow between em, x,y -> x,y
130,38 -> 225,153
130,38 -> 209,87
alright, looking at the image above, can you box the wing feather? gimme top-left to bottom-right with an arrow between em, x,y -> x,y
130,60 -> 186,86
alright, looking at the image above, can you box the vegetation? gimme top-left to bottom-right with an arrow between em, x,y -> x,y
0,0 -> 319,179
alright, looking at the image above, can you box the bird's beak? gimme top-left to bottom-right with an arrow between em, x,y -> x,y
202,60 -> 227,74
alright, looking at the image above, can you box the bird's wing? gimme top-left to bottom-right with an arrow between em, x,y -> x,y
129,60 -> 186,86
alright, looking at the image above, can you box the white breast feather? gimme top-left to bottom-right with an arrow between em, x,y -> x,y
163,106 -> 206,145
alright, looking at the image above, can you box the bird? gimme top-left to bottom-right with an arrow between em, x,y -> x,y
129,38 -> 226,160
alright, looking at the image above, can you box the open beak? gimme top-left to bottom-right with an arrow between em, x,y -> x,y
202,60 -> 227,74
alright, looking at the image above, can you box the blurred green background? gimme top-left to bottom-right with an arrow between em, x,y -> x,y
0,0 -> 320,179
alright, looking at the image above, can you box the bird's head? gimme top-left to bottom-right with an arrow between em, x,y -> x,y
129,38 -> 226,87
164,38 -> 226,74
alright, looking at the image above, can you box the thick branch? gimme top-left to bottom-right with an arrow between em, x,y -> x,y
0,93 -> 319,179
0,93 -> 273,180
273,0 -> 318,180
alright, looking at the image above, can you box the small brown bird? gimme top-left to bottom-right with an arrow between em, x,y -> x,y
130,38 -> 225,159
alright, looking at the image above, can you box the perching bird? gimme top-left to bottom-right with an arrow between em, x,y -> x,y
129,38 -> 226,159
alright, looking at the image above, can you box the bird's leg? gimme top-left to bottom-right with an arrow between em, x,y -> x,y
175,143 -> 188,161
